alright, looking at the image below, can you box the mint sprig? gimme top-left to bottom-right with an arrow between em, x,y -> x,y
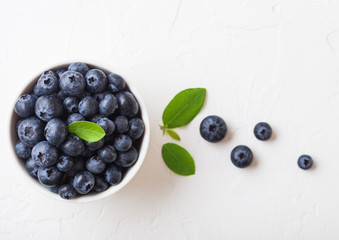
68,121 -> 106,142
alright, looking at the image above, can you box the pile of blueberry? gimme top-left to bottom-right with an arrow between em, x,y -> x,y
14,62 -> 145,200
200,116 -> 313,170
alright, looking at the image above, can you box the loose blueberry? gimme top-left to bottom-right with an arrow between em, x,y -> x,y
97,117 -> 115,135
116,91 -> 139,117
99,93 -> 118,116
61,135 -> 85,157
200,115 -> 227,143
115,146 -> 138,167
58,184 -> 77,200
66,158 -> 85,178
68,62 -> 89,76
56,68 -> 67,79
73,171 -> 95,194
56,155 -> 74,172
78,96 -> 98,117
15,140 -> 32,159
90,114 -> 103,123
55,90 -> 68,102
38,166 -> 62,187
230,145 -> 253,168
85,69 -> 107,93
14,94 -> 37,118
98,145 -> 117,163
86,156 -> 106,174
66,113 -> 85,125
16,119 -> 23,132
18,117 -> 44,147
42,70 -> 58,79
114,134 -> 132,152
34,74 -> 59,96
44,118 -> 68,146
114,116 -> 129,133
32,141 -> 59,167
93,176 -> 108,192
254,122 -> 272,141
81,147 -> 94,158
35,95 -> 63,122
48,185 -> 60,193
60,70 -> 85,96
93,92 -> 107,103
85,138 -> 105,151
104,164 -> 122,185
128,118 -> 144,140
108,73 -> 125,93
298,155 -> 313,170
25,158 -> 39,178
63,97 -> 79,113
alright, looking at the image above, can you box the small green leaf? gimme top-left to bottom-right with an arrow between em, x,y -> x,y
161,143 -> 195,176
166,129 -> 181,141
162,88 -> 206,129
68,121 -> 106,142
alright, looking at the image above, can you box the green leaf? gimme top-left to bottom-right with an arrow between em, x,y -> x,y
162,88 -> 206,129
68,121 -> 106,142
166,129 -> 181,141
161,143 -> 195,176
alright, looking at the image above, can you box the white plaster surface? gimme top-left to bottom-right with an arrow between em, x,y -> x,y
1,0 -> 339,239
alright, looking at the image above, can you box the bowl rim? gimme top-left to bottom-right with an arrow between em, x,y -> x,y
9,61 -> 150,203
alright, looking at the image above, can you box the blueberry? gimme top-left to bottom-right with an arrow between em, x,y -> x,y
81,147 -> 94,158
56,90 -> 68,102
93,92 -> 107,103
116,91 -> 139,117
90,114 -> 104,123
15,140 -> 32,159
47,185 -> 60,193
254,122 -> 272,141
86,156 -> 106,174
104,164 -> 122,185
60,70 -> 85,96
114,116 -> 129,133
298,155 -> 313,170
115,146 -> 138,167
44,118 -> 68,146
61,135 -> 85,157
25,158 -> 39,178
16,119 -> 23,132
85,69 -> 107,93
14,94 -> 37,118
128,118 -> 144,140
31,141 -> 59,167
200,115 -> 227,143
56,155 -> 74,172
99,94 -> 118,116
34,74 -> 59,96
35,95 -> 63,122
108,73 -> 125,93
42,70 -> 58,79
56,68 -> 67,79
85,138 -> 105,151
38,166 -> 62,187
68,62 -> 89,76
97,118 -> 115,135
98,145 -> 117,163
230,145 -> 253,168
66,158 -> 85,178
78,91 -> 91,99
114,134 -> 132,152
66,113 -> 85,125
18,117 -> 44,147
93,176 -> 108,192
73,171 -> 95,194
58,184 -> 76,200
78,96 -> 98,117
63,97 -> 79,113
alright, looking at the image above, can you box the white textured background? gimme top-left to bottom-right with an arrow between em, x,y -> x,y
1,0 -> 339,239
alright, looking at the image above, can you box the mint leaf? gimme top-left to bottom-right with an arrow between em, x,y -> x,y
162,143 -> 195,176
162,88 -> 206,129
68,121 -> 106,142
166,129 -> 180,141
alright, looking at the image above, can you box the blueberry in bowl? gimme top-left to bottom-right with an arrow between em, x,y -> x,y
10,62 -> 150,202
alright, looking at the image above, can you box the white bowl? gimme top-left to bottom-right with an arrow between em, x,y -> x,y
9,62 -> 150,203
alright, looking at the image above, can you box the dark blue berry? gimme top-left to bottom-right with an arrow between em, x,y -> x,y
200,115 -> 227,143
99,93 -> 118,116
38,166 -> 62,187
18,117 -> 44,147
35,95 -> 63,122
114,116 -> 129,133
81,147 -> 94,158
93,92 -> 107,103
66,158 -> 85,178
14,94 -> 37,118
108,73 -> 125,93
86,156 -> 106,174
230,145 -> 253,168
48,185 -> 60,193
104,164 -> 122,185
78,91 -> 91,99
61,135 -> 85,157
56,68 -> 67,79
90,114 -> 103,123
93,176 -> 108,192
78,96 -> 98,117
298,155 -> 313,170
60,70 -> 85,96
56,155 -> 74,172
115,146 -> 138,167
44,118 -> 68,146
85,69 -> 107,93
114,134 -> 132,152
116,91 -> 139,117
15,140 -> 32,159
16,119 -> 23,132
56,90 -> 67,102
98,145 -> 117,163
68,62 -> 89,76
63,97 -> 79,113
58,184 -> 76,199
66,113 -> 85,125
97,117 -> 115,135
254,122 -> 272,141
25,158 -> 39,178
73,171 -> 95,194
34,74 -> 59,96
42,70 -> 58,79
32,141 -> 59,167
85,138 -> 105,151
128,118 -> 144,139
